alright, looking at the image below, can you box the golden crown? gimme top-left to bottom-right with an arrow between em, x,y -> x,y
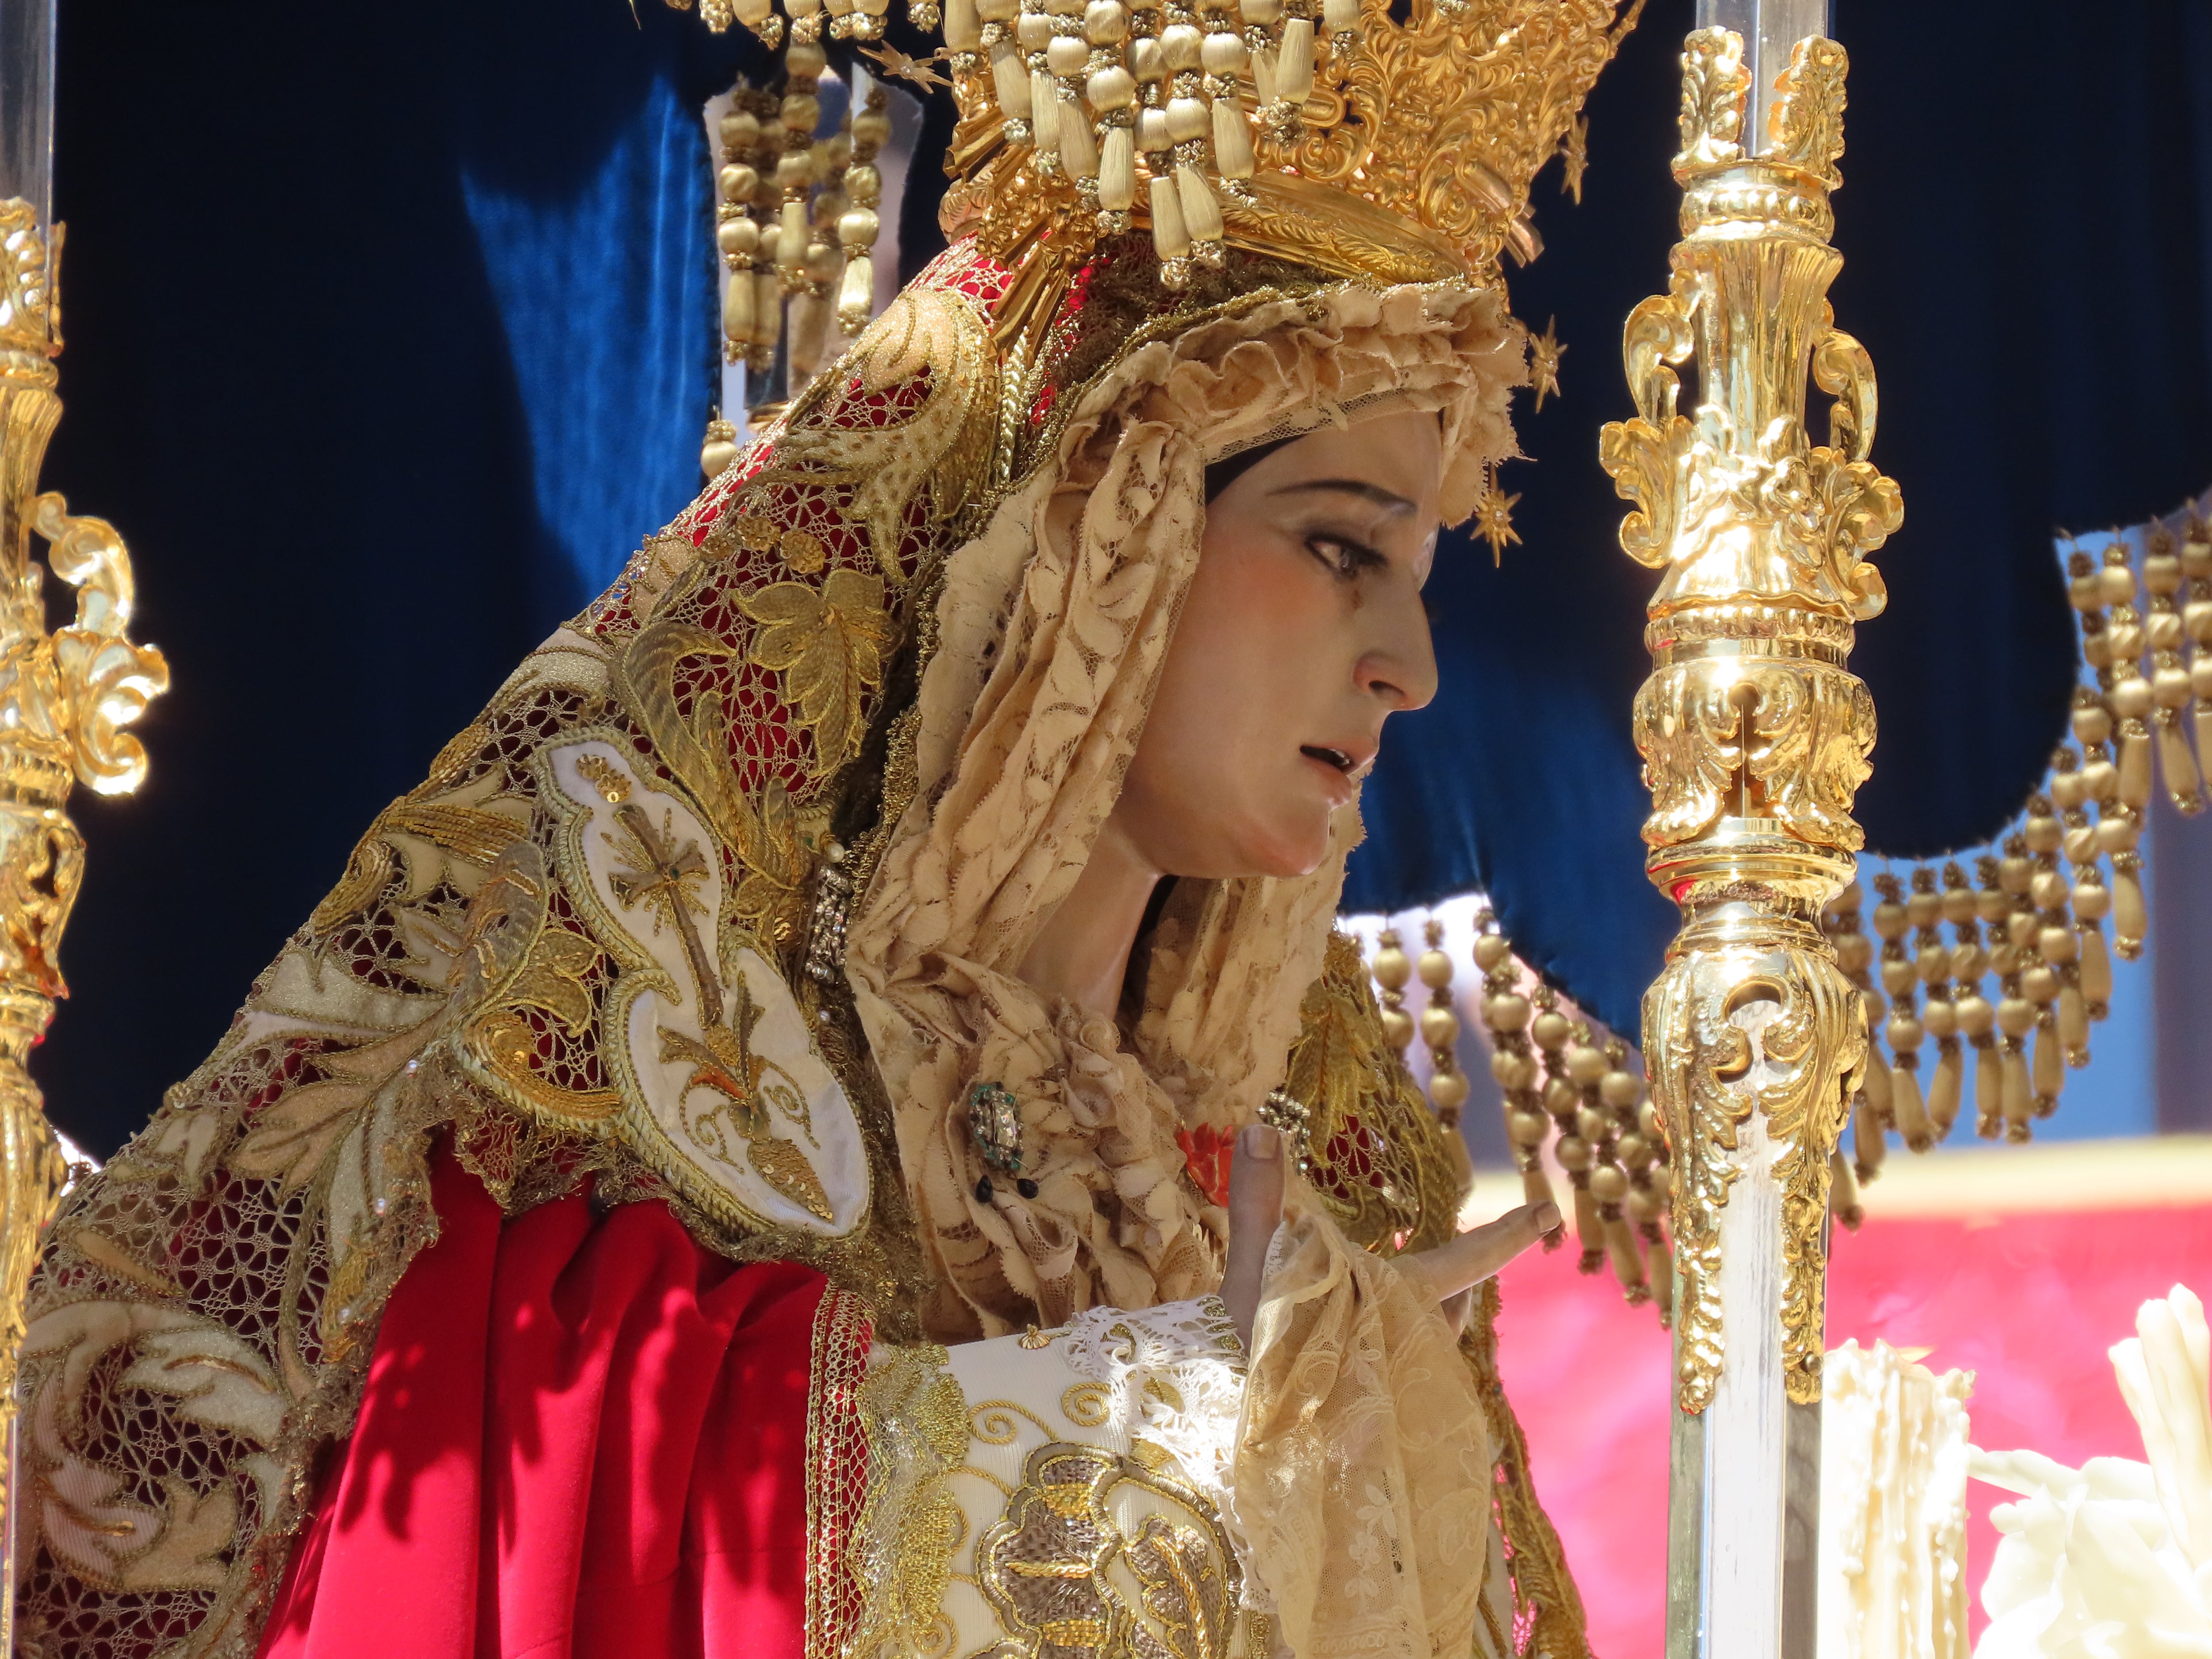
680,0 -> 1638,369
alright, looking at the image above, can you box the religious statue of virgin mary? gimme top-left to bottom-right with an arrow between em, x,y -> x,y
11,2 -> 1637,1654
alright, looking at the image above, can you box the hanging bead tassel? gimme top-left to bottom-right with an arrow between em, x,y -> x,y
1565,1029 -> 1644,1303
1369,928 -> 1413,1053
1871,876 -> 1931,1150
1174,164 -> 1225,264
1149,171 -> 1191,281
1526,993 -> 1597,1274
1600,1041 -> 1655,1304
1643,1217 -> 1674,1326
1473,918 -> 1555,1229
1417,921 -> 1470,1127
2182,517 -> 2212,784
1320,0 -> 1358,53
991,40 -> 1035,140
1908,868 -> 1962,1143
1413,919 -> 1474,1189
1828,1147 -> 1863,1231
834,88 -> 888,335
1060,97 -> 1101,180
1098,123 -> 1137,218
2144,525 -> 2206,811
2112,844 -> 2148,960
1269,13 -> 1313,128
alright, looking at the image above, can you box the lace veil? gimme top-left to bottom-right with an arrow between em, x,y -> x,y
847,280 -> 1521,1342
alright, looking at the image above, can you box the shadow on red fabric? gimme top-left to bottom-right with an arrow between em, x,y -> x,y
258,1152 -> 827,1659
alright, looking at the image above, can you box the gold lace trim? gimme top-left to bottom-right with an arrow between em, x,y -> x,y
805,1286 -> 876,1659
1468,1278 -> 1593,1659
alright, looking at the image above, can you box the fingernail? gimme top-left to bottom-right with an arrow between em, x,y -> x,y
1240,1122 -> 1280,1160
1534,1201 -> 1560,1231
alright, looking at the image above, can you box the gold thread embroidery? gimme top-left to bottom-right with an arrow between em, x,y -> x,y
804,1286 -> 875,1659
846,1344 -> 966,1659
974,1441 -> 1240,1659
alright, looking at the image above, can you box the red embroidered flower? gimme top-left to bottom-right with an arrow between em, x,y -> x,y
1178,1125 -> 1233,1208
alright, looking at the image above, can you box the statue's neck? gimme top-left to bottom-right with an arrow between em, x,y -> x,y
1016,815 -> 1162,1024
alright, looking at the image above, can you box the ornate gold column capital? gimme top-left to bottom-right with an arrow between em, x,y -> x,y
1601,29 -> 1895,1415
0,192 -> 168,1647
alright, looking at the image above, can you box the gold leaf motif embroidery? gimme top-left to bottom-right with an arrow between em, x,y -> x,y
659,970 -> 831,1221
309,770 -> 531,934
227,1017 -> 438,1196
503,926 -> 602,1036
741,569 -> 897,766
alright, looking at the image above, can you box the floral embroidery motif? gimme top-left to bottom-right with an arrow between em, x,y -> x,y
975,1441 -> 1240,1659
741,569 -> 898,765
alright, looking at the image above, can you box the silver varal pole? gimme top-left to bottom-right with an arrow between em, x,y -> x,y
1599,0 -> 1902,1654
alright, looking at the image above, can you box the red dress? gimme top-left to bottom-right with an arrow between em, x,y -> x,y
259,1153 -> 838,1659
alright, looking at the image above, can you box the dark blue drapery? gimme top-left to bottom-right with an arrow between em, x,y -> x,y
42,1 -> 756,1151
36,0 -> 2212,1149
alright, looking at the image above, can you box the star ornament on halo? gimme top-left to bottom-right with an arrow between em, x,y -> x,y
860,40 -> 951,90
1472,469 -> 1522,565
1529,317 -> 1566,413
1560,115 -> 1590,204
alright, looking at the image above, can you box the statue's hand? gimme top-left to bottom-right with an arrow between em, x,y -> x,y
1220,1121 -> 1558,1348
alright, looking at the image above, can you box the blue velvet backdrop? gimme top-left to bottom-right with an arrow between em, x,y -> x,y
36,0 -> 2212,1150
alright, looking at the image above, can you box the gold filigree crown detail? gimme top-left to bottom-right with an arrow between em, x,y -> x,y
677,0 -> 1638,339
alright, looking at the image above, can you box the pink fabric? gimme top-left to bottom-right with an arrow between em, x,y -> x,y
1495,1198 -> 2212,1656
259,1153 -> 827,1659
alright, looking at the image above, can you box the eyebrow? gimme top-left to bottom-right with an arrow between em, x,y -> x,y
1267,478 -> 1420,515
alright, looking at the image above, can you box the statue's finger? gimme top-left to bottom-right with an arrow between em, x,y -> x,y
1403,1200 -> 1558,1306
1221,1122 -> 1286,1349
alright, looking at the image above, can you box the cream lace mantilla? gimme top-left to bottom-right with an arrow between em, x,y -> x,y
845,282 -> 1521,1343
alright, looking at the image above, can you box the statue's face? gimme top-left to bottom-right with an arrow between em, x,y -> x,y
1115,409 -> 1443,880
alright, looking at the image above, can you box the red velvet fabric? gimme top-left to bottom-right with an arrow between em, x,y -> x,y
259,1154 -> 829,1659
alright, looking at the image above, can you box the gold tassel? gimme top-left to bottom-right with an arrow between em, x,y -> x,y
1602,1207 -> 1649,1299
1889,1060 -> 1930,1151
1099,124 -> 1137,212
1828,1147 -> 1863,1231
2113,856 -> 2147,960
1926,1042 -> 1964,1142
2032,1016 -> 2065,1114
750,269 -> 781,354
1174,163 -> 1225,242
1148,173 -> 1190,260
1859,1020 -> 1893,1123
1522,1164 -> 1555,1214
1644,1223 -> 1674,1327
2118,722 -> 2154,811
2057,979 -> 2091,1063
1273,15 -> 1313,109
1974,1041 -> 2003,1140
835,252 -> 874,335
722,272 -> 757,353
1851,1088 -> 1886,1183
1211,97 -> 1255,178
2001,1045 -> 2033,1141
2159,717 -> 2204,811
1572,1184 -> 1603,1276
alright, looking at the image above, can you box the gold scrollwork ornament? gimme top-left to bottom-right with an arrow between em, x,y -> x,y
1601,33 -> 1897,1413
0,196 -> 169,1642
